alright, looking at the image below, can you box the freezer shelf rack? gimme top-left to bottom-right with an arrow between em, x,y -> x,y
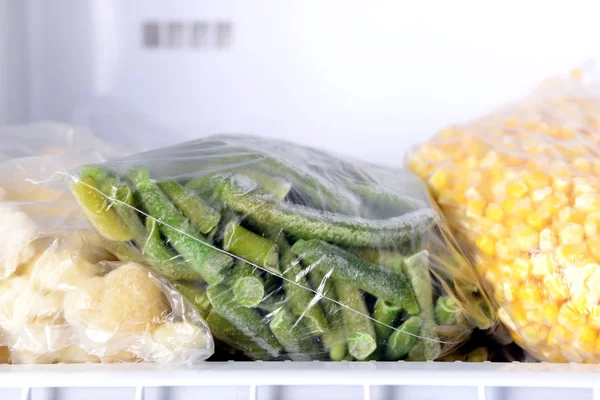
2,362 -> 600,400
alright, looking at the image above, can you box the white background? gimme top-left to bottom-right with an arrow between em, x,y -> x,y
2,0 -> 600,164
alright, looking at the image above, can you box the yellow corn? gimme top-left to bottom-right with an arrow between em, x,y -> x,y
410,93 -> 600,362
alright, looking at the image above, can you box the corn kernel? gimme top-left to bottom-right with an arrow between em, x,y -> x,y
555,242 -> 587,264
531,253 -> 554,277
559,223 -> 585,245
558,207 -> 586,226
584,212 -> 600,239
501,280 -> 518,302
507,180 -> 529,199
510,304 -> 527,326
531,186 -> 553,203
523,170 -> 550,190
501,198 -> 517,216
542,193 -> 569,215
476,235 -> 496,257
588,307 -> 600,329
572,177 -> 600,197
428,170 -> 449,193
518,282 -> 542,308
544,274 -> 569,301
511,224 -> 539,251
521,324 -> 549,345
526,209 -> 551,230
488,223 -> 508,239
553,176 -> 572,194
466,198 -> 486,216
548,325 -> 572,346
580,326 -> 598,345
587,238 -> 600,258
539,228 -> 558,251
513,257 -> 531,281
575,194 -> 600,213
496,238 -> 516,260
484,203 -> 505,223
514,198 -> 533,218
558,303 -> 587,330
562,348 -> 584,363
542,303 -> 559,325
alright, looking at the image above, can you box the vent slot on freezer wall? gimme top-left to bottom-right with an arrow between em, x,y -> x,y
142,21 -> 233,50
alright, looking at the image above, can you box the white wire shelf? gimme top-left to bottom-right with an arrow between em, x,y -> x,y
2,362 -> 600,400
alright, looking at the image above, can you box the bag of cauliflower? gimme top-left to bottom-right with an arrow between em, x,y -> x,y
0,123 -> 213,364
409,68 -> 600,363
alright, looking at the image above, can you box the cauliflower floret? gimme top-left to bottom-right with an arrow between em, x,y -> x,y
146,321 -> 213,365
0,204 -> 39,279
64,262 -> 167,335
24,235 -> 103,293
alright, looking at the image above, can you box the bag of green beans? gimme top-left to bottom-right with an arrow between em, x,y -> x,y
65,134 -> 494,361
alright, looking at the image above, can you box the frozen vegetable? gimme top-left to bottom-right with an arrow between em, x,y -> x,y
409,68 -> 600,363
69,134 -> 493,361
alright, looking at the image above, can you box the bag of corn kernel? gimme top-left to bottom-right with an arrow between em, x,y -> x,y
408,67 -> 600,363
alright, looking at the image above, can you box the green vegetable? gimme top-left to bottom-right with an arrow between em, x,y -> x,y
72,177 -> 133,242
291,239 -> 418,312
206,310 -> 271,360
402,251 -> 440,360
144,218 -> 204,281
257,293 -> 288,313
335,279 -> 376,360
215,175 -> 437,247
348,181 -> 427,215
223,221 -> 279,275
269,308 -> 322,361
278,237 -> 329,334
237,169 -> 291,201
435,296 -> 459,326
307,268 -> 346,361
133,172 -> 233,285
373,299 -> 402,345
466,347 -> 489,362
158,181 -> 221,234
231,261 -> 265,308
206,283 -> 281,357
353,249 -> 404,273
173,282 -> 212,319
385,316 -> 421,360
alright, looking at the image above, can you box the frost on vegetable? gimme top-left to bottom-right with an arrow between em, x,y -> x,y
68,134 -> 490,361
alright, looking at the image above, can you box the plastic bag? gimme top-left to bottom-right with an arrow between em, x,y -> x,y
409,68 -> 600,363
65,134 -> 493,361
0,123 -> 214,364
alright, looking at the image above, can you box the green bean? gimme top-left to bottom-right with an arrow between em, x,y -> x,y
402,251 -> 439,360
307,268 -> 346,361
269,308 -> 322,361
206,310 -> 271,360
279,238 -> 329,334
144,218 -> 204,280
223,221 -> 279,275
352,249 -> 404,273
231,261 -> 265,308
237,169 -> 291,201
385,316 -> 421,360
335,279 -> 376,360
402,250 -> 434,318
347,181 -> 427,215
133,171 -> 233,285
215,175 -> 438,247
173,282 -> 212,320
257,292 -> 288,313
435,296 -> 459,326
373,299 -> 402,345
206,283 -> 281,357
158,181 -> 221,234
466,347 -> 488,362
291,240 -> 418,313
72,177 -> 133,242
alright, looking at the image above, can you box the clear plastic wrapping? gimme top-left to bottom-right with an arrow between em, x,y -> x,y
67,134 -> 494,361
409,68 -> 600,363
0,123 -> 214,364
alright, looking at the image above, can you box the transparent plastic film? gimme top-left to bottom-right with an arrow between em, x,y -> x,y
409,67 -> 600,363
67,134 -> 494,361
0,123 -> 214,365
